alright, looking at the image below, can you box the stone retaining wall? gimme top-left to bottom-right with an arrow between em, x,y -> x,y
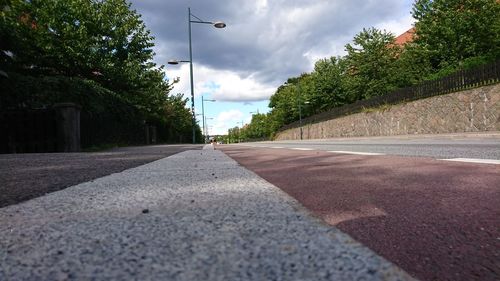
275,83 -> 500,140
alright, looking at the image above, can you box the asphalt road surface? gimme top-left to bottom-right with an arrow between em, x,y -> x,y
242,133 -> 500,160
219,137 -> 500,281
0,144 -> 202,208
0,148 -> 414,281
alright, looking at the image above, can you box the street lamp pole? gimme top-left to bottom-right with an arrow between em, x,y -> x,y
297,83 -> 303,140
169,8 -> 225,144
238,120 -> 244,143
297,84 -> 309,140
188,7 -> 196,144
201,95 -> 216,143
205,117 -> 214,141
201,94 -> 205,142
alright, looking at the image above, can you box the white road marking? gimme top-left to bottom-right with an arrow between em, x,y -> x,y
292,148 -> 315,151
439,158 -> 500,165
271,146 -> 285,149
328,151 -> 385,156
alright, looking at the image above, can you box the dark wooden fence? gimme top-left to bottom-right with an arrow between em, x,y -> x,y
279,59 -> 500,131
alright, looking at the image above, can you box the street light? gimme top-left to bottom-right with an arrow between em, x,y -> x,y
204,116 -> 214,142
238,120 -> 245,143
298,100 -> 310,140
295,82 -> 311,140
202,96 -> 216,143
167,7 -> 226,144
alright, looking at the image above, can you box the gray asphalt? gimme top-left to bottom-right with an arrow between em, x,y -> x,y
244,133 -> 500,160
0,144 -> 202,208
0,146 -> 414,281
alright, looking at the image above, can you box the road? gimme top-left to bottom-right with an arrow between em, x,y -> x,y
0,148 -> 413,281
218,134 -> 500,281
0,144 -> 202,207
241,133 -> 500,161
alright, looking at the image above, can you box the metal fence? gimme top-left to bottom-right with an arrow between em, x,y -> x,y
279,59 -> 500,131
0,108 -> 58,153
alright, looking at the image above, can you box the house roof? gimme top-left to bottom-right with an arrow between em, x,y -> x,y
394,27 -> 415,46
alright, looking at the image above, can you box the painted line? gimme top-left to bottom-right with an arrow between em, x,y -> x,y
270,146 -> 285,149
439,158 -> 500,165
328,151 -> 385,156
291,148 -> 315,151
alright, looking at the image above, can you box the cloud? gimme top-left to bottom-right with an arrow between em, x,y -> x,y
166,63 -> 276,102
209,109 -> 244,135
131,0 -> 415,102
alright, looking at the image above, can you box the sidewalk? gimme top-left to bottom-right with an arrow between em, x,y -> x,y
0,146 -> 414,280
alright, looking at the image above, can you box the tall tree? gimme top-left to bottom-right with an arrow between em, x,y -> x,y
311,56 -> 350,110
1,0 -> 176,116
412,0 -> 500,70
244,113 -> 271,140
344,27 -> 401,100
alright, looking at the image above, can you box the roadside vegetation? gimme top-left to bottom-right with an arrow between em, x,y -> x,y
0,0 -> 201,145
227,0 -> 500,142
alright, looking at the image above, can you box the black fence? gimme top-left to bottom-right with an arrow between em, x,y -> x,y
0,108 -> 58,153
279,59 -> 500,131
80,110 -> 148,149
1,104 -> 154,154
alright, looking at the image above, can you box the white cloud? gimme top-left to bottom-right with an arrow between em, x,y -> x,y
207,109 -> 244,135
166,64 -> 276,102
217,109 -> 244,122
374,14 -> 415,37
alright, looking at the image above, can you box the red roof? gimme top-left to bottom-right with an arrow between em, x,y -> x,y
394,27 -> 415,46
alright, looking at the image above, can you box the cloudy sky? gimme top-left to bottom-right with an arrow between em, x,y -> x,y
129,0 -> 415,135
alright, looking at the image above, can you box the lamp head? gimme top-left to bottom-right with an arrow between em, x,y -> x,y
213,21 -> 226,28
168,60 -> 179,65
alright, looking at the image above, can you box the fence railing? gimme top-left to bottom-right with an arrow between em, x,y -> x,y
279,59 -> 500,132
0,108 -> 59,153
0,103 -> 81,153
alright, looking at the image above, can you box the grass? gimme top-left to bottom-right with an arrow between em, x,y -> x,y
360,103 -> 394,114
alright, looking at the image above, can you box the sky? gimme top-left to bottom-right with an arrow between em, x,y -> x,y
129,0 -> 415,135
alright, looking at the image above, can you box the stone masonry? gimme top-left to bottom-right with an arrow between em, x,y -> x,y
275,83 -> 500,140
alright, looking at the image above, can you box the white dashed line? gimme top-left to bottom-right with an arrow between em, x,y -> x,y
271,146 -> 285,149
439,158 -> 500,165
328,151 -> 385,156
291,148 -> 315,151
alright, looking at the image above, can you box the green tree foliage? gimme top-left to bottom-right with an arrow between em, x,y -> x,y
0,0 -> 200,144
344,28 -> 401,100
268,78 -> 299,126
2,0 -> 160,100
226,126 -> 241,143
243,113 -> 271,140
260,0 -> 499,139
412,0 -> 500,71
159,94 -> 200,143
311,57 -> 350,110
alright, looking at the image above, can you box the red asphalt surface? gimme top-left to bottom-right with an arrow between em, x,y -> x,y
219,145 -> 500,281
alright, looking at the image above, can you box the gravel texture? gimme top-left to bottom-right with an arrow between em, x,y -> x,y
0,147 -> 413,281
0,144 -> 201,208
